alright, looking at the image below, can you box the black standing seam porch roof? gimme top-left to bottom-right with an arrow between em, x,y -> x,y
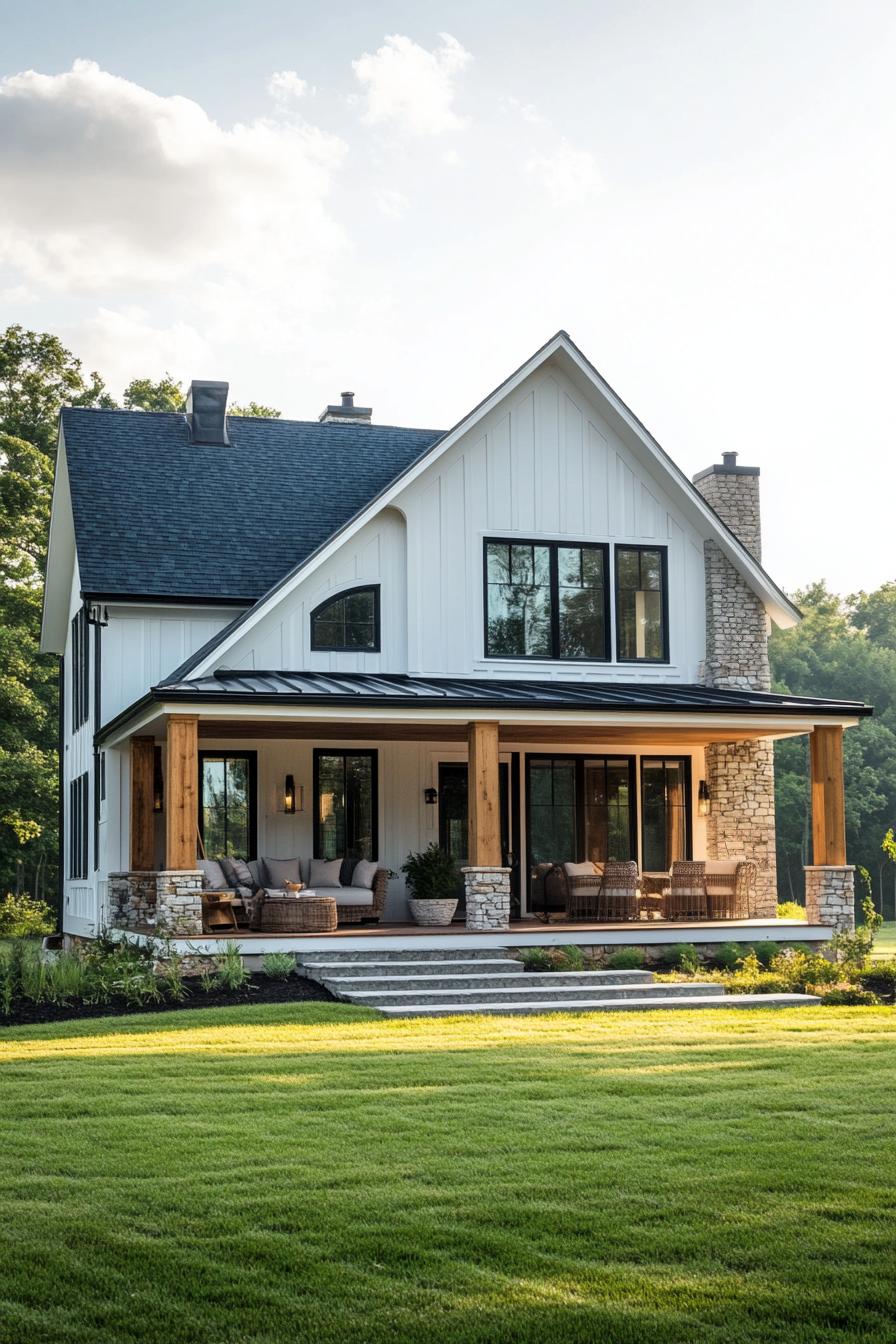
96,670 -> 872,740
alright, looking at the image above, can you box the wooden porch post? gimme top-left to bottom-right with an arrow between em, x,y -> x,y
165,715 -> 199,870
810,725 -> 846,866
129,736 -> 156,870
467,720 -> 502,867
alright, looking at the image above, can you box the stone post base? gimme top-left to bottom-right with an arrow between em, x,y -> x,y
107,870 -> 203,936
804,866 -> 855,933
462,866 -> 511,931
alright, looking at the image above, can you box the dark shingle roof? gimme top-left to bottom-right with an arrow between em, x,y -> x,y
61,408 -> 444,600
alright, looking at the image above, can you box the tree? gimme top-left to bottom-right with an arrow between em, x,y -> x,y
229,401 -> 281,418
0,432 -> 58,899
0,325 -> 114,455
123,374 -> 185,413
850,582 -> 896,651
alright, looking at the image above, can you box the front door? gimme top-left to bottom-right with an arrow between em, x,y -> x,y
438,761 -> 511,916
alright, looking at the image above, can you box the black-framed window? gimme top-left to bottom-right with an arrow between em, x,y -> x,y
68,772 -> 88,880
526,755 -> 636,871
484,540 -> 610,660
71,608 -> 89,729
198,752 -> 257,858
310,585 -> 380,652
640,757 -> 692,872
313,750 -> 378,861
615,546 -> 668,662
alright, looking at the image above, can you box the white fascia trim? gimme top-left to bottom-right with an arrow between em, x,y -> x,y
40,424 -> 77,655
186,332 -> 797,678
102,699 -> 858,747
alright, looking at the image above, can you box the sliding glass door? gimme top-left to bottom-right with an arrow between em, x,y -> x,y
640,757 -> 691,872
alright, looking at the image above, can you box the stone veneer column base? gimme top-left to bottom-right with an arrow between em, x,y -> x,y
462,866 -> 511,931
107,870 -> 204,936
804,866 -> 855,934
705,740 -> 778,917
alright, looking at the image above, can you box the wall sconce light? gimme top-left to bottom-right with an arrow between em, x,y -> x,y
698,779 -> 711,817
153,745 -> 164,813
424,787 -> 438,805
283,775 -> 304,815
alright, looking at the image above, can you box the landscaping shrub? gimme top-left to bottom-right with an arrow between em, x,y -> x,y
552,945 -> 585,971
858,961 -> 896,1000
520,948 -> 552,972
0,893 -> 55,938
262,952 -> 296,980
769,949 -> 840,992
754,941 -> 781,968
724,954 -> 791,994
817,988 -> 880,1006
711,941 -> 744,972
214,943 -> 250,992
663,943 -> 700,973
776,901 -> 806,921
605,947 -> 646,970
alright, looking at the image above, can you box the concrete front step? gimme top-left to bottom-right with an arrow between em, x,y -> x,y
336,980 -> 727,1008
298,947 -> 512,964
300,957 -> 522,983
322,969 -> 656,994
376,993 -> 822,1018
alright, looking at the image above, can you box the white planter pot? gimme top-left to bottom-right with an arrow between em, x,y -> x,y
408,897 -> 459,926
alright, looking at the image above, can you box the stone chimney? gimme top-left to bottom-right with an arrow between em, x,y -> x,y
318,391 -> 372,425
692,450 -> 776,916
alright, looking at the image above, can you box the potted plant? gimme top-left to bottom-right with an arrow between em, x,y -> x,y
401,843 -> 462,926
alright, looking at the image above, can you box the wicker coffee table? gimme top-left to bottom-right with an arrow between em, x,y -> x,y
260,891 -> 337,933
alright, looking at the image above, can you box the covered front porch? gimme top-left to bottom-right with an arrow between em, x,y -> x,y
100,671 -> 864,945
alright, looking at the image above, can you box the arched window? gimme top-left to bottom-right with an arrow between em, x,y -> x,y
310,585 -> 380,652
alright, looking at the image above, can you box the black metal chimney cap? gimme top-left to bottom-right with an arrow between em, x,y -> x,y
186,380 -> 229,445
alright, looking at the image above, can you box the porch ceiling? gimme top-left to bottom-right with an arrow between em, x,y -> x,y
192,719 -> 804,745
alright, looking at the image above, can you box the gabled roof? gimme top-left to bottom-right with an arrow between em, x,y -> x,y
59,408 -> 443,601
172,330 -> 801,682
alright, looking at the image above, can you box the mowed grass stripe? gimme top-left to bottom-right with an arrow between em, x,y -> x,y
0,1005 -> 893,1344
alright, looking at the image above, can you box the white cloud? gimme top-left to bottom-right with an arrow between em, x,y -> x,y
0,59 -> 346,292
76,306 -> 213,396
502,96 -> 544,126
351,33 -> 471,135
442,148 -> 461,166
376,188 -> 409,219
268,69 -> 312,102
524,138 -> 601,206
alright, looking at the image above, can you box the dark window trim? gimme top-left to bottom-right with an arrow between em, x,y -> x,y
68,771 -> 89,880
639,755 -> 693,867
312,748 -> 379,860
614,543 -> 670,665
197,750 -> 258,859
310,584 -> 381,653
483,538 -> 611,662
524,753 -> 638,892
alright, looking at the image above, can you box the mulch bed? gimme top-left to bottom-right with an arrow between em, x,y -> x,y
0,974 -> 335,1028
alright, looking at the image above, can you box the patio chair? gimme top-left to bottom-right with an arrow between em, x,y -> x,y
596,861 -> 640,921
664,860 -> 708,920
734,860 -> 758,918
564,862 -> 604,920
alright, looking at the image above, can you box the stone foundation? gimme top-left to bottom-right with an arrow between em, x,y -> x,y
462,866 -> 511,931
804,866 -> 855,933
107,870 -> 203,936
704,741 -> 778,917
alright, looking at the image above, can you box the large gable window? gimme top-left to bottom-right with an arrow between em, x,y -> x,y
485,540 -> 609,660
310,585 -> 380,652
615,546 -> 668,663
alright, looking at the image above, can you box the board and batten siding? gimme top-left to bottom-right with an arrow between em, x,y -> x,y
222,509 -> 408,674
401,364 -> 707,681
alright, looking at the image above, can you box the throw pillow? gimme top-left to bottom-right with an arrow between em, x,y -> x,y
352,859 -> 378,890
563,861 -> 597,877
263,857 -> 302,887
309,858 -> 342,888
339,856 -> 359,886
198,858 -> 229,891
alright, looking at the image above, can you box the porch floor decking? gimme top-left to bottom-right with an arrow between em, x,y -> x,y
121,917 -> 831,956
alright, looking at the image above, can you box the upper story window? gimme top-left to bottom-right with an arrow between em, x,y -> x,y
484,540 -> 610,660
310,585 -> 380,652
615,546 -> 668,662
71,608 -> 89,730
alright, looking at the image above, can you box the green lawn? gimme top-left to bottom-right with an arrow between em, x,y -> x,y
870,921 -> 896,960
0,1004 -> 894,1344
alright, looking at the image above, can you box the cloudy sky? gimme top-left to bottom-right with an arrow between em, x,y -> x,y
2,0 -> 894,594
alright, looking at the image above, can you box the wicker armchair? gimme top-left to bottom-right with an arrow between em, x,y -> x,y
566,865 -> 604,920
335,868 -> 390,925
664,860 -> 708,920
734,860 -> 757,918
596,861 -> 640,921
704,859 -> 758,919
